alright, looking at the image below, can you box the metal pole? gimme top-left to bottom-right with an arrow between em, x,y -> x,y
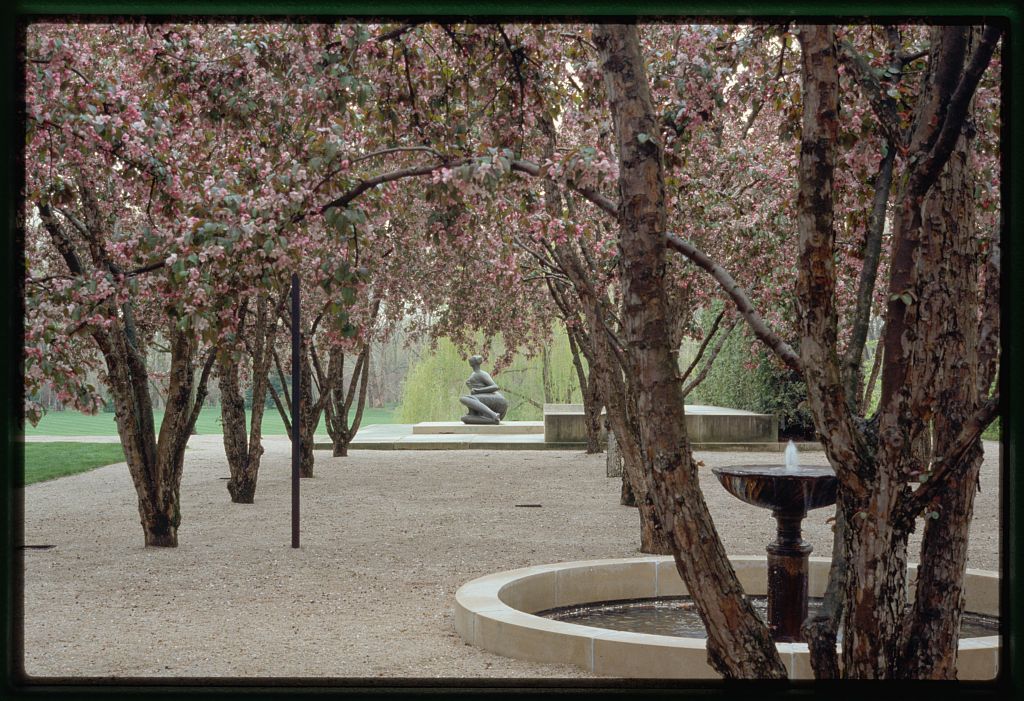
291,272 -> 300,548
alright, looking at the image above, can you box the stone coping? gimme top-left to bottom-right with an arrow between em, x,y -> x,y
412,421 -> 545,435
454,556 -> 999,680
542,403 -> 769,416
319,440 -> 827,452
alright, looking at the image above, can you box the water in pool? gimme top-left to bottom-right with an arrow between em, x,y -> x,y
538,596 -> 998,640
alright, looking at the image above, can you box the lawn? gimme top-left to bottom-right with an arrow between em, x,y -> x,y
23,442 -> 127,485
24,405 -> 398,437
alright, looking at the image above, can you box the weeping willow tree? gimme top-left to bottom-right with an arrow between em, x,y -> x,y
396,328 -> 582,422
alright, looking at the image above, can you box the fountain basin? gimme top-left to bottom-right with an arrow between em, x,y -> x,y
711,465 -> 838,513
712,464 -> 839,641
453,556 -> 999,679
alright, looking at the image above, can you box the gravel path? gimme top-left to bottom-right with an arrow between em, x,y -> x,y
21,437 -> 1001,679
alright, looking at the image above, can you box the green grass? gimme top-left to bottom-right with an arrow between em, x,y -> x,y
981,416 -> 1000,441
24,405 -> 398,437
23,442 -> 127,485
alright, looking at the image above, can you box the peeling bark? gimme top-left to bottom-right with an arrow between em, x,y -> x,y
796,23 -> 1000,678
323,300 -> 378,458
896,70 -> 995,677
594,23 -> 786,678
218,293 -> 276,503
38,200 -> 213,547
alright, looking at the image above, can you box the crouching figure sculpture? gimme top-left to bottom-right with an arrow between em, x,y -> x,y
459,355 -> 508,425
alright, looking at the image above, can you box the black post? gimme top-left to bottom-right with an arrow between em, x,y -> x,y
291,272 -> 300,548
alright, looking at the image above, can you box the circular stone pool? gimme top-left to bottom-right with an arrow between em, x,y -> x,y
453,556 -> 1000,679
539,595 -> 998,641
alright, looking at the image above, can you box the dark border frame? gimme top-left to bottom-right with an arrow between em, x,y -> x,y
3,2 -> 1020,699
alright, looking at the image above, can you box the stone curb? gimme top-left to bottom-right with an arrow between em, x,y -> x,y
454,556 -> 1000,680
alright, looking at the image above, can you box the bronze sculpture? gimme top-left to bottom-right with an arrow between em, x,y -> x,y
459,355 -> 508,424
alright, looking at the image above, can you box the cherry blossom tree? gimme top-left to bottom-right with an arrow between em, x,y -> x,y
23,21 -> 1003,682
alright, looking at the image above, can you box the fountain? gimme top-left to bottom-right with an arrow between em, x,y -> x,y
454,444 -> 1000,678
711,442 -> 838,642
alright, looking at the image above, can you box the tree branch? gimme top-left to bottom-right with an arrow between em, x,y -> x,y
666,233 -> 801,372
349,146 -> 445,166
901,395 -> 999,518
185,348 -> 217,435
838,39 -> 904,147
318,158 -> 470,213
679,307 -> 726,386
908,24 -> 1000,199
374,23 -> 419,42
681,319 -> 737,398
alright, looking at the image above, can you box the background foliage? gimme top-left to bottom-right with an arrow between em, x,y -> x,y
396,327 -> 582,422
687,306 -> 816,439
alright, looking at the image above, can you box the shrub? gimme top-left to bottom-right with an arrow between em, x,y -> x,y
687,308 -> 816,439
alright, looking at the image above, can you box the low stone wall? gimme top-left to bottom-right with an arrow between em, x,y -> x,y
687,412 -> 777,443
412,421 -> 544,435
454,556 -> 1000,680
542,404 -> 605,444
543,403 -> 778,444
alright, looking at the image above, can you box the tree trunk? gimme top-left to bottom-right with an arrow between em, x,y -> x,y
801,488 -> 852,678
298,346 -> 316,478
217,295 -> 274,503
620,468 -> 636,507
37,201 -> 216,548
113,324 -> 212,547
540,345 -> 554,404
594,23 -> 786,678
795,25 -> 915,679
841,494 -> 912,678
582,375 -> 604,454
324,301 -> 379,458
325,340 -> 373,458
217,350 -> 255,502
794,23 -> 999,678
897,83 -> 995,677
575,287 -> 671,554
606,425 -> 622,477
567,326 -> 604,454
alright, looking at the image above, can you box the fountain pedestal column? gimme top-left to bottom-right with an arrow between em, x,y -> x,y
711,464 -> 838,644
766,508 -> 813,643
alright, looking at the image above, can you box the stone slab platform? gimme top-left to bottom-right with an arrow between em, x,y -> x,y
309,424 -> 824,452
412,421 -> 545,435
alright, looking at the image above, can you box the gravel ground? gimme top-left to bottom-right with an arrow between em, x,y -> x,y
21,437 -> 1001,679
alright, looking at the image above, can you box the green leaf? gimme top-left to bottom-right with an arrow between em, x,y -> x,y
637,133 -> 650,144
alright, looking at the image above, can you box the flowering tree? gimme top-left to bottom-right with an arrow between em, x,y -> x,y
23,23 -> 245,546
24,21 -> 1003,682
792,24 -> 1001,678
